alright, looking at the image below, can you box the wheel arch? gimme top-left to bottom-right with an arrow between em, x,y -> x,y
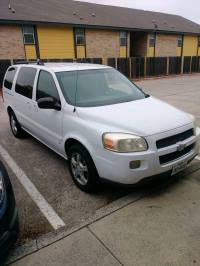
65,138 -> 90,156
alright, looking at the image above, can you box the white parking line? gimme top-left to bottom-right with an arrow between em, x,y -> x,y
0,144 -> 65,230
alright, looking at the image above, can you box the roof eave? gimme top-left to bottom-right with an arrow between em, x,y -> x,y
0,19 -> 199,35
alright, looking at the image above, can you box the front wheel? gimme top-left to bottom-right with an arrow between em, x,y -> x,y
68,144 -> 100,193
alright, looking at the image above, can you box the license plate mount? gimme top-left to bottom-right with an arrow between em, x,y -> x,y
171,160 -> 188,176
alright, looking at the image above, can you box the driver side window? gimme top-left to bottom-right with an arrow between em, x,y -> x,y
36,70 -> 60,102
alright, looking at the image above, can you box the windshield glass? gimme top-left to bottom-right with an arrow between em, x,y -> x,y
56,68 -> 146,107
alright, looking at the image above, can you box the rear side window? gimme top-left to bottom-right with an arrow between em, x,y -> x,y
15,67 -> 36,99
4,67 -> 17,90
36,70 -> 60,102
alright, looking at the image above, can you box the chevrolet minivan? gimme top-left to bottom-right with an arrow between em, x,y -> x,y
2,62 -> 200,192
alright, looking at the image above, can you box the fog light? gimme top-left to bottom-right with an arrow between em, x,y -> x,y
129,160 -> 141,169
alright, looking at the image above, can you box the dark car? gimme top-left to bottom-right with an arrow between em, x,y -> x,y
0,160 -> 19,261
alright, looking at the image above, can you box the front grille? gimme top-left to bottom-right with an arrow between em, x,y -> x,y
156,129 -> 194,149
159,144 -> 194,165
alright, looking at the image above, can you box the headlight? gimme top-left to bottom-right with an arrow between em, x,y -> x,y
102,133 -> 148,153
188,114 -> 198,133
0,171 -> 5,206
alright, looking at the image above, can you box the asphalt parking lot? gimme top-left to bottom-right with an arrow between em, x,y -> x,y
0,74 -> 200,263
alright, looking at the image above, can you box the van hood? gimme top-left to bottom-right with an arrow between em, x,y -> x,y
77,97 -> 191,136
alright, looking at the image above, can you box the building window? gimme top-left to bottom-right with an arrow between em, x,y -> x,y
75,28 -> 85,45
22,26 -> 35,44
120,31 -> 127,46
198,36 -> 200,47
149,33 -> 156,47
177,35 -> 183,47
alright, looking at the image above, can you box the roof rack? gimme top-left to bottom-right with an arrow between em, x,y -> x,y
14,59 -> 45,66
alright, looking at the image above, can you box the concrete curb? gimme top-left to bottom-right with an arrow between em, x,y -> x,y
5,192 -> 143,265
5,160 -> 200,265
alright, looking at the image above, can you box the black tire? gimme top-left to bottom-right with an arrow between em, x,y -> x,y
68,144 -> 100,193
9,111 -> 26,138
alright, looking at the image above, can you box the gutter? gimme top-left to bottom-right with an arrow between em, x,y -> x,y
0,19 -> 200,36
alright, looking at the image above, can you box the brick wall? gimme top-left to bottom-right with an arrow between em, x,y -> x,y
85,29 -> 120,59
0,25 -> 25,59
155,34 -> 178,57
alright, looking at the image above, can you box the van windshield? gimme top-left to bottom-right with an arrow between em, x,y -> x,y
56,68 -> 146,107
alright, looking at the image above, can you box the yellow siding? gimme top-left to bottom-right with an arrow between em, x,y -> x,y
182,35 -> 198,56
147,47 -> 155,57
25,45 -> 37,59
177,47 -> 182,56
120,46 -> 127,57
37,26 -> 75,59
198,48 -> 200,56
76,46 -> 86,58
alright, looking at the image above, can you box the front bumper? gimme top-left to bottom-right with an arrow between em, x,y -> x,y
94,125 -> 200,185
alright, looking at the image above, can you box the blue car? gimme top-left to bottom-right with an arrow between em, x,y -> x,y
0,160 -> 19,260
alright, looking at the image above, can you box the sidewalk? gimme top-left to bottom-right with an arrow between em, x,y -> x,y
8,168 -> 200,266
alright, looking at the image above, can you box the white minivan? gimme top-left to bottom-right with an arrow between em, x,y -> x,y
2,62 -> 200,192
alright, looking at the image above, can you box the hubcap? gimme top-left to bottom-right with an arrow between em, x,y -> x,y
71,152 -> 89,186
11,115 -> 18,135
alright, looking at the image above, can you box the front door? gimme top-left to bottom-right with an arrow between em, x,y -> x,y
31,70 -> 63,153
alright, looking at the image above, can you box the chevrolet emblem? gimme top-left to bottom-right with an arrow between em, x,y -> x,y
177,142 -> 186,152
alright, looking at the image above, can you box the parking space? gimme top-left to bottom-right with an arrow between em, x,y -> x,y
0,74 -> 200,249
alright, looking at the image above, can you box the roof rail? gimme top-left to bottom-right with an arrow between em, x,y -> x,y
14,59 -> 45,66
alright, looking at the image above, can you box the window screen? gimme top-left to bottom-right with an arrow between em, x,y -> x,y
177,35 -> 183,47
22,26 -> 35,44
120,32 -> 127,46
75,28 -> 85,45
149,33 -> 156,47
198,36 -> 200,47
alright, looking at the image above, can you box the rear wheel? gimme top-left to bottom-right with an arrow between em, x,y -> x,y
9,112 -> 26,138
68,144 -> 100,193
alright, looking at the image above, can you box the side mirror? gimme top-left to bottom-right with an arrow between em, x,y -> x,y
37,97 -> 61,111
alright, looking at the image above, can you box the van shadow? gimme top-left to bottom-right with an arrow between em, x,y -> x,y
99,169 -> 191,200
